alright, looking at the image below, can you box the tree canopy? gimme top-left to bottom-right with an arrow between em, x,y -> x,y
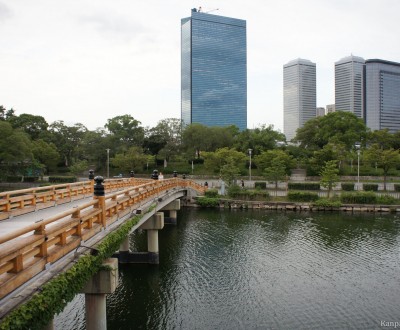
294,112 -> 368,151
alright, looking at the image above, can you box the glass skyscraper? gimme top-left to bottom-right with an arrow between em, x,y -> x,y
181,9 -> 247,131
365,59 -> 400,132
283,58 -> 316,141
334,55 -> 365,119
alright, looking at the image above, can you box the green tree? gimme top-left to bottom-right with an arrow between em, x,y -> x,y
220,158 -> 241,186
234,124 -> 286,156
47,121 -> 88,166
68,160 -> 89,176
263,158 -> 287,191
367,129 -> 395,149
320,160 -> 339,198
294,112 -> 368,150
0,105 -> 15,121
31,139 -> 60,173
202,148 -> 247,174
0,121 -> 33,176
309,142 -> 348,174
111,146 -> 148,174
254,149 -> 295,175
0,121 -> 33,163
364,144 -> 400,190
8,113 -> 49,140
182,124 -> 238,158
105,115 -> 144,152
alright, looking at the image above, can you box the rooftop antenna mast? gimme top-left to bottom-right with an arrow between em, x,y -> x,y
205,8 -> 219,13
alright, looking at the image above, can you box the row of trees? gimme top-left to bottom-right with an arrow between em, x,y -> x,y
1,105 -> 400,187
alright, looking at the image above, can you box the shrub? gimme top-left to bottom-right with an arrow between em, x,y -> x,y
287,191 -> 319,202
288,182 -> 320,190
6,176 -> 23,182
23,176 -> 39,182
363,184 -> 378,191
394,184 -> 400,192
313,199 -> 342,208
341,183 -> 355,191
377,194 -> 398,205
254,181 -> 266,189
205,189 -> 219,198
48,176 -> 77,183
227,184 -> 241,197
196,197 -> 219,207
340,192 -> 377,204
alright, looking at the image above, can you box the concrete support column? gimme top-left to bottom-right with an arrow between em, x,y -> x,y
140,212 -> 164,264
85,294 -> 106,330
81,258 -> 118,330
161,200 -> 180,225
119,236 -> 129,252
147,229 -> 159,264
169,210 -> 177,223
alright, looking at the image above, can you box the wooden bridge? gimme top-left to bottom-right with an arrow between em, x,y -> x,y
0,177 -> 205,325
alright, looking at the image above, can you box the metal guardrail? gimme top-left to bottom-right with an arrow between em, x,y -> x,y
0,178 -> 205,299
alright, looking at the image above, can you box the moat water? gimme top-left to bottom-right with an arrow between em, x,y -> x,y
56,208 -> 400,329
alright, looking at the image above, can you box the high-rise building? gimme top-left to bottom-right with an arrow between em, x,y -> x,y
334,55 -> 365,119
283,58 -> 316,141
316,107 -> 326,117
326,104 -> 336,114
365,59 -> 400,132
181,9 -> 247,130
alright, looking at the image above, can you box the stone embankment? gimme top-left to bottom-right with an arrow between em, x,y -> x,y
191,199 -> 400,213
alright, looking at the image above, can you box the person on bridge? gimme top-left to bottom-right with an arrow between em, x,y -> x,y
159,172 -> 164,180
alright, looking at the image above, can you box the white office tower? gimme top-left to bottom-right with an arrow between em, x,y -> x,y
335,55 -> 365,118
365,59 -> 400,132
283,58 -> 316,141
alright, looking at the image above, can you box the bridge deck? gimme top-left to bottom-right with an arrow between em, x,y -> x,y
0,196 -> 93,236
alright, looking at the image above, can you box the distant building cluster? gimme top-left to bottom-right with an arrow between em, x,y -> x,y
283,55 -> 400,140
179,10 -> 400,139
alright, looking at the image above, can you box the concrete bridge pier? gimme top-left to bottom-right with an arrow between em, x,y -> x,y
81,258 -> 118,330
112,212 -> 164,264
140,212 -> 164,264
161,200 -> 180,225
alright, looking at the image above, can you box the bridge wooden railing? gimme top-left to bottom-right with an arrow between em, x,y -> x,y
0,178 -> 205,299
0,178 -> 150,221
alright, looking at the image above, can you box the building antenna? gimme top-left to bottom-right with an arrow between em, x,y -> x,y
205,8 -> 219,13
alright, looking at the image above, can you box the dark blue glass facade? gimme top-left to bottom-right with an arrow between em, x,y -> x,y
181,11 -> 247,130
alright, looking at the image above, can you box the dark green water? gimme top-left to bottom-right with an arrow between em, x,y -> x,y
56,209 -> 400,329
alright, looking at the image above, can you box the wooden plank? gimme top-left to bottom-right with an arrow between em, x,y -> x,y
0,235 -> 45,261
9,195 -> 35,203
0,258 -> 46,299
55,197 -> 72,205
0,212 -> 10,221
9,206 -> 35,217
81,224 -> 102,241
45,218 -> 80,239
35,201 -> 56,210
47,237 -> 81,263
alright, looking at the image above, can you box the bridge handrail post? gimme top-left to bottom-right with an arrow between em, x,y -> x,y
93,176 -> 106,228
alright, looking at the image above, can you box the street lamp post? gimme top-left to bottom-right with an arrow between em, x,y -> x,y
106,148 -> 110,179
248,149 -> 252,183
355,142 -> 361,190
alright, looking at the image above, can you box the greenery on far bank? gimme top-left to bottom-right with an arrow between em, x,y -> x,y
1,107 -> 400,186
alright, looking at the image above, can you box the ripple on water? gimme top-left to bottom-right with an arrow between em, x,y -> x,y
56,209 -> 400,329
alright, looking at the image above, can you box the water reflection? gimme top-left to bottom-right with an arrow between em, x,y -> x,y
56,209 -> 400,329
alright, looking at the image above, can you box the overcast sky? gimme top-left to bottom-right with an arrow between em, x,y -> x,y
1,0 -> 399,132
